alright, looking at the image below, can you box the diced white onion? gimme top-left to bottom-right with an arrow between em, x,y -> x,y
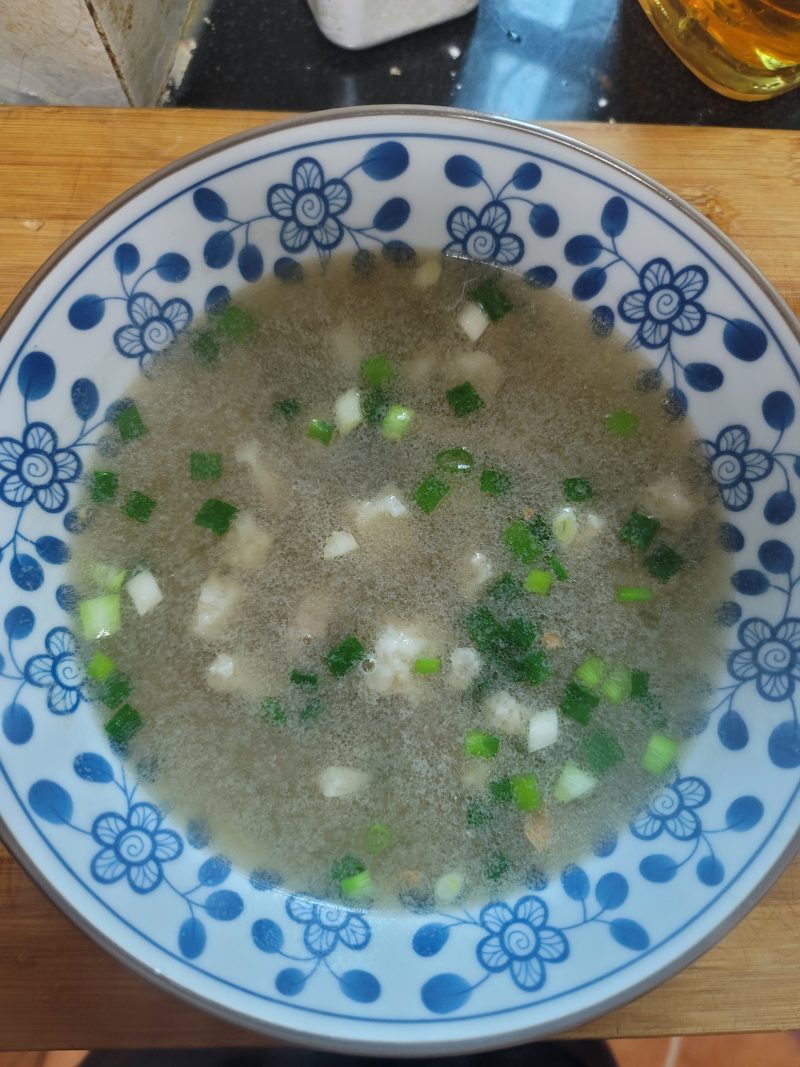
461,550 -> 493,598
235,439 -> 283,501
364,625 -> 426,697
523,811 -> 551,850
484,689 -> 527,736
206,652 -> 235,692
528,707 -> 559,752
446,646 -> 482,691
572,512 -> 606,548
552,507 -> 577,546
446,350 -> 501,399
354,488 -> 408,528
413,258 -> 443,289
461,759 -> 491,791
554,762 -> 597,803
330,321 -> 362,369
193,573 -> 243,637
434,871 -> 465,904
125,569 -> 163,616
642,475 -> 697,523
222,511 -> 274,570
323,530 -> 359,559
335,388 -> 363,435
318,765 -> 370,798
457,302 -> 490,343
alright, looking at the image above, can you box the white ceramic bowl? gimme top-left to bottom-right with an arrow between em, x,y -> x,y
1,107 -> 798,1055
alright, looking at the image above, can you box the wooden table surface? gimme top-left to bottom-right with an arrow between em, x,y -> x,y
0,107 -> 798,1050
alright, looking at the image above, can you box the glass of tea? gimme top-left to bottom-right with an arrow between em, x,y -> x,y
637,0 -> 800,100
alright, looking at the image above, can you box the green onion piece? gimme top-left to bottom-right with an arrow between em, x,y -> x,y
97,671 -> 132,710
190,451 -> 222,481
272,397 -> 301,422
115,403 -> 147,443
446,381 -> 485,418
105,703 -> 141,746
463,605 -> 505,652
362,385 -> 391,426
381,404 -> 414,442
574,655 -> 608,690
91,470 -> 118,504
524,568 -> 553,596
642,733 -> 678,775
489,777 -> 513,803
485,852 -> 509,881
466,799 -> 493,827
552,508 -> 578,546
341,869 -> 373,900
216,304 -> 256,341
260,698 -> 286,724
361,353 -> 395,387
511,773 -> 540,812
87,651 -> 115,682
471,279 -> 513,322
122,490 -> 156,524
505,617 -> 538,652
600,666 -> 632,705
435,447 -> 474,473
79,594 -> 121,641
480,468 -> 511,496
630,669 -> 650,699
503,520 -> 544,565
582,729 -> 625,773
300,697 -> 324,722
326,634 -> 364,677
521,649 -> 552,685
560,681 -> 599,725
645,543 -> 685,583
413,657 -> 441,675
545,552 -> 569,581
91,562 -> 127,593
290,669 -> 318,688
464,729 -> 500,759
307,418 -> 335,445
365,822 -> 393,854
191,328 -> 220,367
605,408 -> 639,437
488,571 -> 522,603
619,511 -> 660,551
641,693 -> 668,729
563,477 -> 593,502
554,762 -> 597,803
616,585 -> 654,603
194,498 -> 238,536
331,854 -> 365,883
413,474 -> 450,514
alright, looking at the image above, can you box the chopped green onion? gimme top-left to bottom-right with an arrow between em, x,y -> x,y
216,304 -> 256,341
190,452 -> 222,481
582,729 -> 625,773
115,403 -> 147,443
563,477 -> 593,502
260,698 -> 286,724
574,655 -> 608,690
191,328 -> 220,366
290,669 -> 318,688
524,568 -> 553,596
489,777 -> 513,803
545,552 -> 569,581
341,869 -> 373,900
619,511 -> 660,551
300,697 -> 324,722
463,605 -> 505,652
435,447 -> 474,473
446,381 -> 485,418
505,617 -> 538,652
511,773 -> 540,812
365,822 -> 393,854
361,353 -> 395,387
552,507 -> 578,546
560,681 -> 599,725
307,418 -> 335,445
194,498 -> 238,536
630,669 -> 650,699
600,666 -> 632,704
521,649 -> 552,685
326,634 -> 364,677
272,397 -> 301,423
605,408 -> 639,437
122,491 -> 156,524
642,733 -> 678,775
97,671 -> 132,710
488,571 -> 522,603
466,799 -> 493,826
413,657 -> 441,675
362,385 -> 391,426
480,468 -> 511,496
91,470 -> 118,504
381,404 -> 414,442
464,729 -> 500,759
503,520 -> 544,565
413,474 -> 449,514
645,543 -> 685,582
79,594 -> 121,640
616,585 -> 654,603
331,854 -> 365,883
485,852 -> 509,881
87,651 -> 115,682
91,562 -> 127,593
434,871 -> 465,904
105,703 -> 141,746
471,279 -> 513,322
554,762 -> 597,803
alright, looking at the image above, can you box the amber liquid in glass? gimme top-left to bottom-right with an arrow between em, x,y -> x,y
638,0 -> 800,99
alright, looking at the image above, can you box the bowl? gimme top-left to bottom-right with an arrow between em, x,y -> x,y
1,106 -> 798,1055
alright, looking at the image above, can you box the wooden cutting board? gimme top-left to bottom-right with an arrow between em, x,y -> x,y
0,107 -> 798,1050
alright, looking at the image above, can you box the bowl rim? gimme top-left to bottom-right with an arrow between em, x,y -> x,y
1,103 -> 798,1055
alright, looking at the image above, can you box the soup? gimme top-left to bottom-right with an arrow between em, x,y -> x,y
69,253 -> 727,906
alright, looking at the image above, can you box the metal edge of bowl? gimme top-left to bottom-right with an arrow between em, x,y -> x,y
0,104 -> 798,1057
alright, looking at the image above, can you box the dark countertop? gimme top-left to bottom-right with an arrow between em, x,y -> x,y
174,0 -> 799,128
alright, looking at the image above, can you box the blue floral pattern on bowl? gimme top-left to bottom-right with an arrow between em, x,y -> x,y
1,111 -> 799,1053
